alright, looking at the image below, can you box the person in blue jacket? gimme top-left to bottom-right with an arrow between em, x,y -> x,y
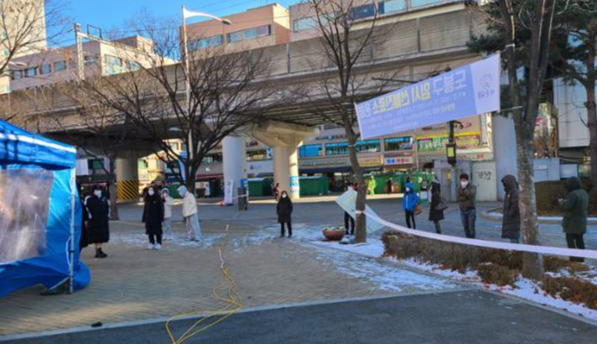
402,182 -> 421,229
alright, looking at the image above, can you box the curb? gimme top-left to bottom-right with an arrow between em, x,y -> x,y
480,208 -> 597,225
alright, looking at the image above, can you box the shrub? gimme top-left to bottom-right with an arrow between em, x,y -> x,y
542,275 -> 597,310
535,180 -> 597,216
478,263 -> 518,286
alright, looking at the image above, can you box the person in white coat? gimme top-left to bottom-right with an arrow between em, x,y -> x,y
161,188 -> 174,240
177,185 -> 203,241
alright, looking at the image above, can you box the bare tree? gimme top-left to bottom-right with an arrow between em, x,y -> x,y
500,0 -> 556,280
0,0 -> 69,76
80,12 -> 280,192
303,0 -> 397,243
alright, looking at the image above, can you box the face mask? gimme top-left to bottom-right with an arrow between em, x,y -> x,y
148,189 -> 155,196
461,181 -> 468,188
405,187 -> 411,192
282,194 -> 288,198
94,190 -> 102,197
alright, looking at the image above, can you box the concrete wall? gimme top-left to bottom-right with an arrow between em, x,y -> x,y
554,78 -> 590,148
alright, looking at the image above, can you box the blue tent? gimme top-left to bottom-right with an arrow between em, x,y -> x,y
0,120 -> 90,297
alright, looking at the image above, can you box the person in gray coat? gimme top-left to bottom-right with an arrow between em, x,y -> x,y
501,175 -> 521,243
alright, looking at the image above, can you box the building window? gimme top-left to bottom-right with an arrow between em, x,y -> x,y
2,49 -> 9,57
204,153 -> 223,164
293,17 -> 317,32
299,144 -> 323,158
325,140 -> 380,156
384,137 -> 413,151
189,34 -> 223,50
84,55 -> 97,66
39,63 -> 52,75
348,4 -> 376,21
11,70 -> 23,80
88,159 -> 105,171
138,159 -> 149,169
104,55 -> 123,75
25,67 -> 37,78
53,60 -> 66,72
126,60 -> 140,71
227,25 -> 271,44
411,0 -> 443,7
380,0 -> 407,15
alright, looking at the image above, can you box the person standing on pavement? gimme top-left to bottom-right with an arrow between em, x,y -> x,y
368,176 -> 377,196
428,179 -> 446,234
501,175 -> 521,244
344,182 -> 356,236
273,183 -> 280,201
86,186 -> 110,258
142,186 -> 164,250
457,174 -> 477,238
177,185 -> 203,241
161,188 -> 174,240
560,177 -> 589,262
402,182 -> 420,229
277,191 -> 293,238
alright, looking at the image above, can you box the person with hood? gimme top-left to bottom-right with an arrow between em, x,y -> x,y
344,182 -> 356,236
86,186 -> 110,258
277,190 -> 293,238
560,177 -> 589,262
161,188 -> 174,240
177,185 -> 203,241
402,182 -> 420,229
501,175 -> 521,243
428,179 -> 446,234
457,173 -> 477,238
272,183 -> 280,201
368,176 -> 377,196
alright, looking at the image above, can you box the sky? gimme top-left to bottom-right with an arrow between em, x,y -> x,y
65,0 -> 296,33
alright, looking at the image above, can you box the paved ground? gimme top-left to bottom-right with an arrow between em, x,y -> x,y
1,195 -> 596,340
6,291 -> 597,344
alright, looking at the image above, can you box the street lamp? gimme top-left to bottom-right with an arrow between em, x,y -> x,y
180,7 -> 231,181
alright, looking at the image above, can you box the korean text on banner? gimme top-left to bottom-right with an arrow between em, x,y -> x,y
355,54 -> 501,140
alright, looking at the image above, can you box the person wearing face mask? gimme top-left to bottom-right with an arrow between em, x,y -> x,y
177,185 -> 203,241
161,188 -> 174,240
501,175 -> 521,244
86,186 -> 110,258
428,179 -> 446,234
142,187 -> 165,250
402,182 -> 420,229
277,191 -> 293,238
457,174 -> 477,238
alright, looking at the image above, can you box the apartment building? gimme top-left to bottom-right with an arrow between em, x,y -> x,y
9,35 -> 174,91
184,3 -> 290,53
0,0 -> 47,94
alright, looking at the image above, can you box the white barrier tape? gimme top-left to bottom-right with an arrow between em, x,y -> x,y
220,194 -> 249,204
363,211 -> 597,260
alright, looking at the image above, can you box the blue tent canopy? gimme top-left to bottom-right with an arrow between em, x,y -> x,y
0,120 -> 90,298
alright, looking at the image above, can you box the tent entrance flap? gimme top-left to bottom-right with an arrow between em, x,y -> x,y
0,169 -> 53,264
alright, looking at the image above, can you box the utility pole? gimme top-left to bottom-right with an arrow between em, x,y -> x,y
74,23 -> 85,81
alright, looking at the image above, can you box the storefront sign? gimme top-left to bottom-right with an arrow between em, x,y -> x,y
356,55 -> 500,139
384,156 -> 414,166
358,155 -> 383,167
300,157 -> 349,168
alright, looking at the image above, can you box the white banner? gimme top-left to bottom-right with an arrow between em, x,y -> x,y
335,189 -> 384,232
223,180 -> 234,205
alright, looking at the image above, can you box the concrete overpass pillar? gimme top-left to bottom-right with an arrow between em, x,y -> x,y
223,135 -> 247,203
273,135 -> 301,199
115,153 -> 140,201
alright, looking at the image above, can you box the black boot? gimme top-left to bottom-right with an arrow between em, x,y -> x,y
96,248 -> 108,259
95,248 -> 101,258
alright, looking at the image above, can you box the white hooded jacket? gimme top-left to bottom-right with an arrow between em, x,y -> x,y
178,186 -> 197,218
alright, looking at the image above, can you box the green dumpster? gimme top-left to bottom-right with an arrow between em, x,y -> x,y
248,178 -> 272,197
168,183 -> 181,199
299,176 -> 330,196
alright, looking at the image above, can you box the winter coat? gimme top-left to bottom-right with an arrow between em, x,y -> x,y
86,195 -> 110,244
562,177 -> 589,235
79,198 -> 89,249
457,183 -> 477,211
143,194 -> 164,235
162,189 -> 174,219
182,192 -> 198,218
501,175 -> 521,240
428,182 -> 445,221
277,197 -> 293,223
402,182 -> 420,212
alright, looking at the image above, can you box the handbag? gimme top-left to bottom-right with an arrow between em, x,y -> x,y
435,197 -> 448,211
414,204 -> 423,215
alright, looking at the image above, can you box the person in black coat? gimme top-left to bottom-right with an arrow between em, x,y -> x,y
86,186 -> 110,258
501,174 -> 521,243
142,186 -> 165,250
277,191 -> 293,238
428,180 -> 445,234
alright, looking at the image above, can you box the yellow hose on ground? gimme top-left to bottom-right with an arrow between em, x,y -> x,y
165,225 -> 243,344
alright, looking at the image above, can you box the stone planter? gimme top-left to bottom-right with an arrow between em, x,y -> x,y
322,230 -> 345,241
